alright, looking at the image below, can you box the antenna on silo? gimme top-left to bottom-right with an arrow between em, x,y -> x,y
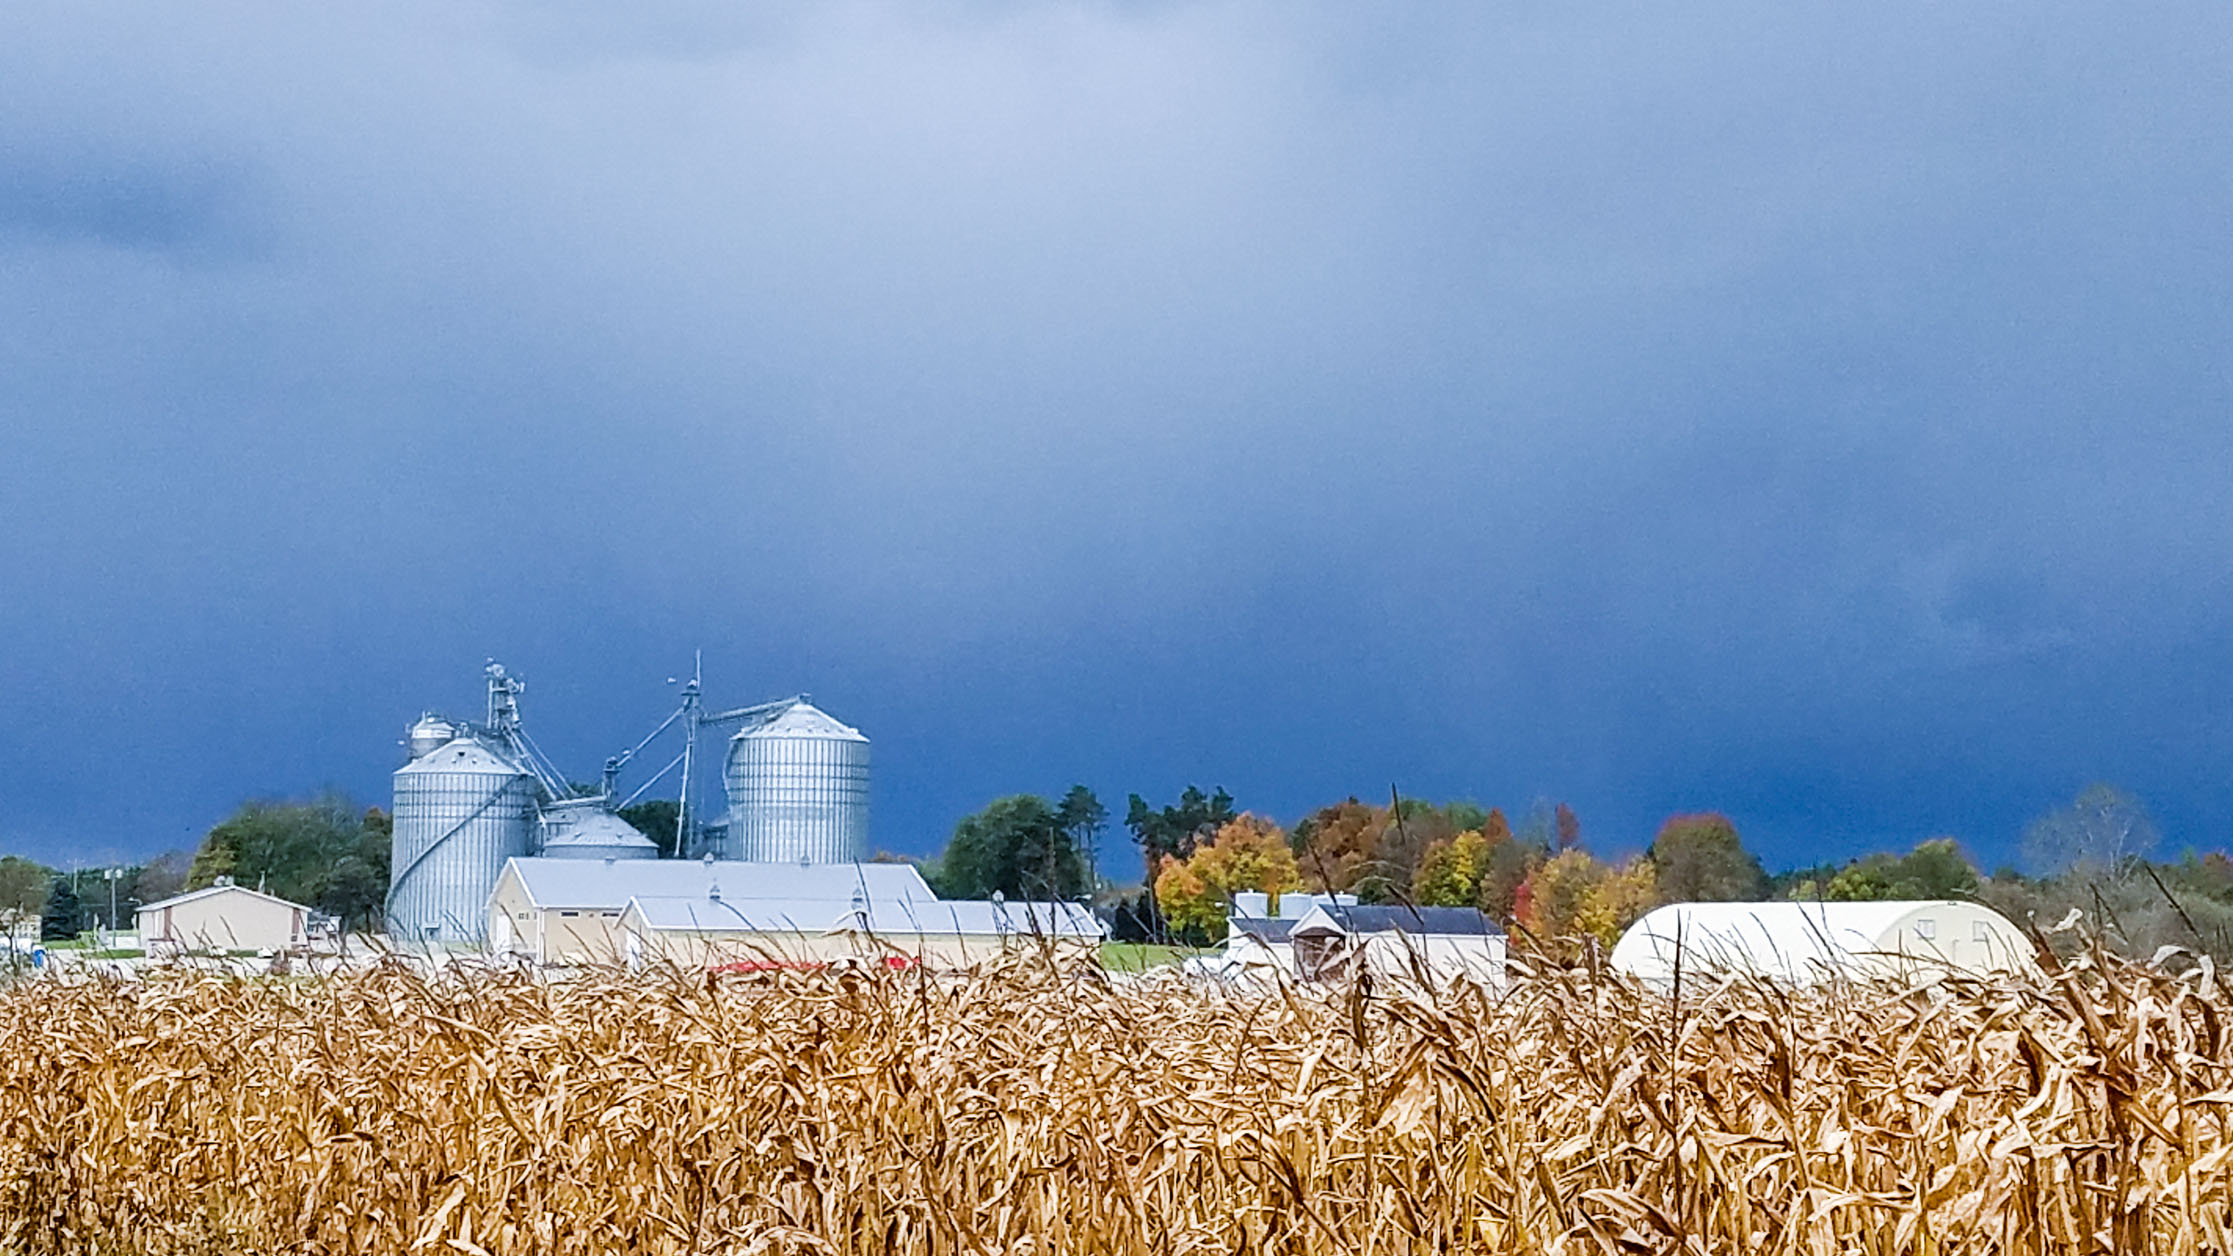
675,649 -> 702,857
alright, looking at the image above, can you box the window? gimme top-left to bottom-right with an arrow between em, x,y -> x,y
1973,920 -> 1991,943
560,911 -> 579,918
1915,918 -> 1936,940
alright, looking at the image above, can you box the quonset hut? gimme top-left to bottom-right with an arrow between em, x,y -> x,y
1610,900 -> 2037,987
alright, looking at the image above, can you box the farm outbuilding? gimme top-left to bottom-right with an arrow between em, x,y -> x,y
137,882 -> 310,955
1288,904 -> 1507,987
487,857 -> 935,965
1610,900 -> 2037,987
1186,892 -> 1361,982
617,895 -> 1102,970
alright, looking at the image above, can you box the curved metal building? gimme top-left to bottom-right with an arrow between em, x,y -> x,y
538,799 -> 659,861
723,701 -> 869,863
388,735 -> 538,944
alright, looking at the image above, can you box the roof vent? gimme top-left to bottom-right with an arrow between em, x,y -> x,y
702,852 -> 714,868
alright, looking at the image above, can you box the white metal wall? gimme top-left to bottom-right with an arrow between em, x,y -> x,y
723,733 -> 870,863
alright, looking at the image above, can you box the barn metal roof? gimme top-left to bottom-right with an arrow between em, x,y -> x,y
623,896 -> 860,932
838,899 -> 1102,940
498,857 -> 932,910
1292,904 -> 1504,938
620,895 -> 1102,939
1229,917 -> 1297,944
135,882 -> 312,914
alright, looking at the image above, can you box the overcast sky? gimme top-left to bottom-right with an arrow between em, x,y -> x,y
3,2 -> 2229,876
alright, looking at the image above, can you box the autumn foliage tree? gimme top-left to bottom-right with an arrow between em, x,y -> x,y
1410,808 -> 1545,923
1513,850 -> 1659,958
1413,829 -> 1494,908
1290,800 -> 1384,895
1647,813 -> 1766,903
1154,815 -> 1301,941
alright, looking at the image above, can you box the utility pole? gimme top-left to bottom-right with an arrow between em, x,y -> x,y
102,867 -> 123,945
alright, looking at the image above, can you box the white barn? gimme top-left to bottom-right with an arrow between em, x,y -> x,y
1610,900 -> 2037,987
1189,891 -> 1359,982
1289,904 -> 1507,987
486,857 -> 935,965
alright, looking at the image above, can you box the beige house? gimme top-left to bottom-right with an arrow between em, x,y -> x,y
485,857 -> 937,965
137,883 -> 309,954
618,896 -> 1103,971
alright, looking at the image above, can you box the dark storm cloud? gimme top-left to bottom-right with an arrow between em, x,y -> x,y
0,147 -> 253,253
1,1 -> 2229,872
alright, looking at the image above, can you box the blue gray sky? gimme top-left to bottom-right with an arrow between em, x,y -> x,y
4,2 -> 2230,877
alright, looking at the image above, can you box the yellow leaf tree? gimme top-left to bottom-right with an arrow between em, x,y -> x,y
1155,814 -> 1301,939
1517,851 -> 1661,958
1413,829 -> 1491,907
1577,858 -> 1658,948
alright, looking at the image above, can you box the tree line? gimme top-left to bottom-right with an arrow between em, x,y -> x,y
2,796 -> 393,943
8,778 -> 2223,960
933,781 -> 2233,959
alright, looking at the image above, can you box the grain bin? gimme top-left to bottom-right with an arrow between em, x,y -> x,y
387,736 -> 537,944
404,714 -> 458,760
723,701 -> 869,863
538,799 -> 659,861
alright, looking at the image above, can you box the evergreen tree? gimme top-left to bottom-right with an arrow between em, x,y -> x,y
40,874 -> 81,942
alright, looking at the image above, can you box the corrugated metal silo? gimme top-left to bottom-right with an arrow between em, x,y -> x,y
405,714 -> 458,760
388,736 -> 537,943
539,800 -> 659,861
723,701 -> 869,863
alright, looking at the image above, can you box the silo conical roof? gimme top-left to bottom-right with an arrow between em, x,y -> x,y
540,802 -> 659,858
395,736 -> 529,777
733,701 -> 866,743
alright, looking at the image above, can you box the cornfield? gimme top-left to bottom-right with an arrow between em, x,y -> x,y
3,955 -> 2231,1254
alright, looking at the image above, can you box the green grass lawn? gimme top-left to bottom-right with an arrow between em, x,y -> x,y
1098,942 -> 1208,972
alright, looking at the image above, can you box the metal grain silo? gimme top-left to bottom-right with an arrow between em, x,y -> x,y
723,701 -> 869,863
388,736 -> 538,943
405,714 -> 458,760
538,799 -> 659,861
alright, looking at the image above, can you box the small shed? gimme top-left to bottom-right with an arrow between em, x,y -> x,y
1289,904 -> 1507,987
138,882 -> 309,955
1610,900 -> 2037,987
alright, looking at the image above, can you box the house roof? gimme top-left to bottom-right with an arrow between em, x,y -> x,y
1229,917 -> 1296,944
498,857 -> 933,911
136,883 -> 311,915
1291,904 -> 1505,938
